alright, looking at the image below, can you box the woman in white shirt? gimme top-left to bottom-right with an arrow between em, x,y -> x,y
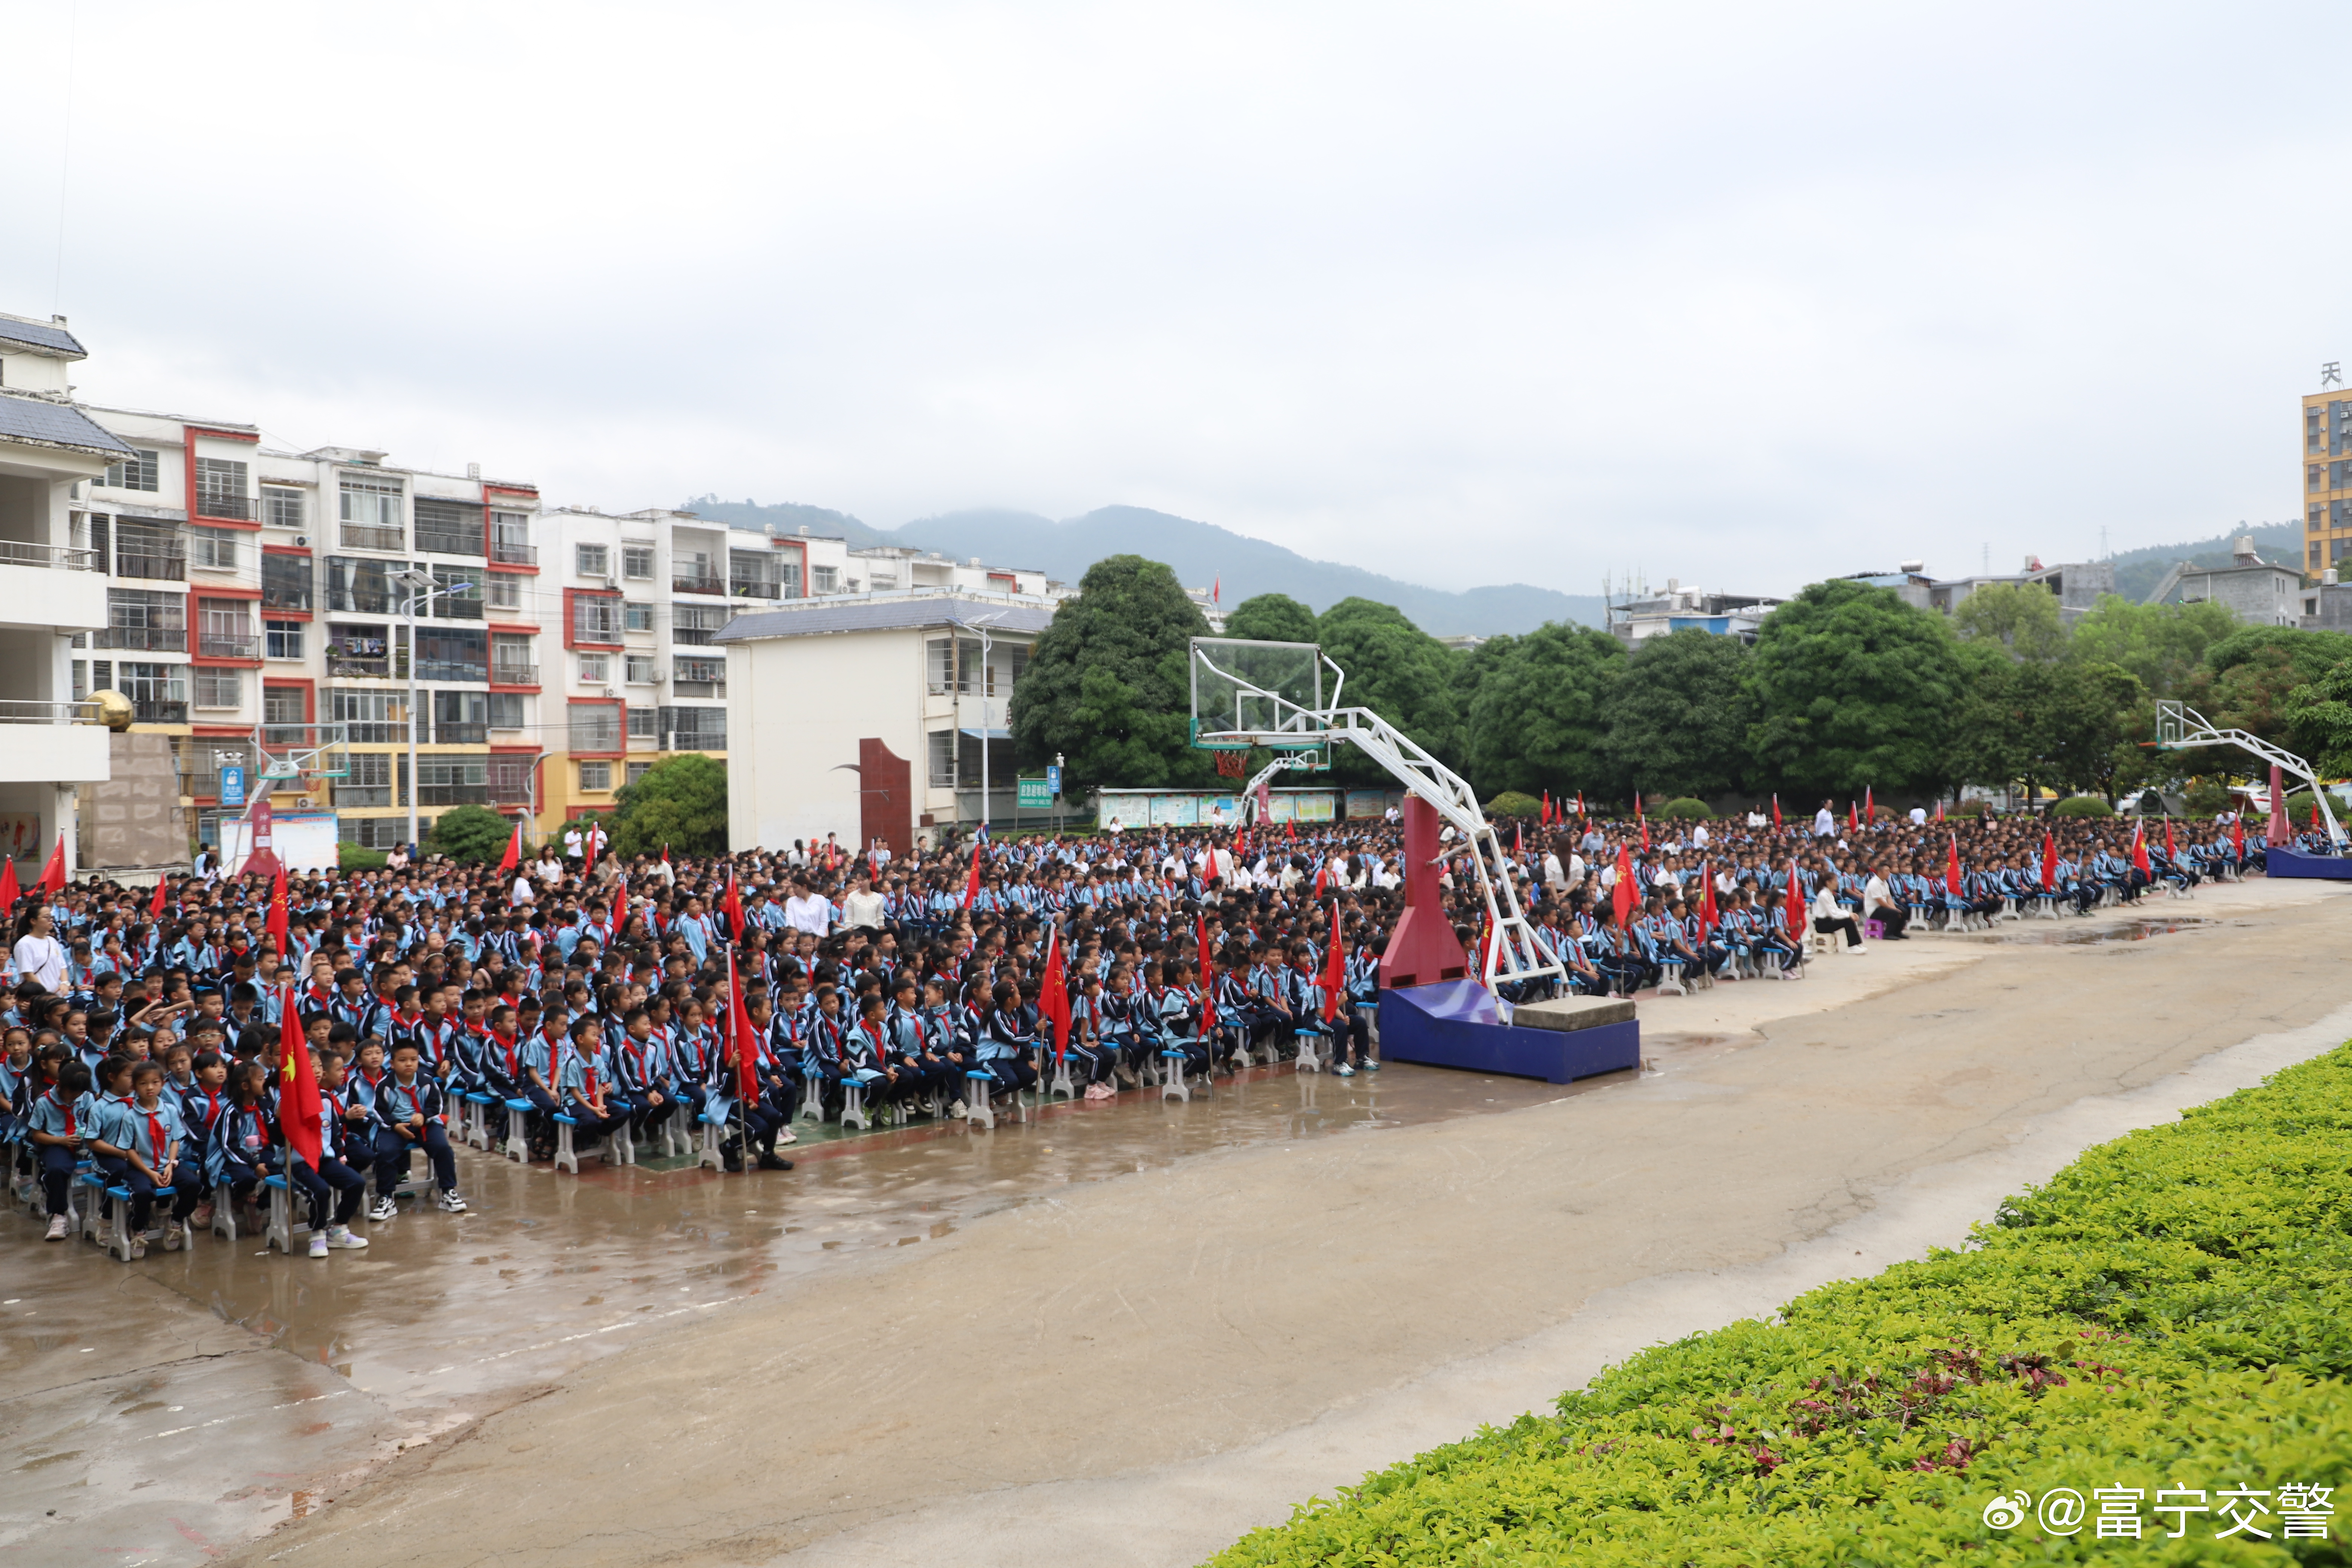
12,908 -> 69,992
1809,882 -> 1865,953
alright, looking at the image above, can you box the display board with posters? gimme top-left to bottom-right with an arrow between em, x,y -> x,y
0,813 -> 41,865
1148,793 -> 1200,826
1097,787 -> 1336,827
220,812 -> 340,873
1344,789 -> 1405,819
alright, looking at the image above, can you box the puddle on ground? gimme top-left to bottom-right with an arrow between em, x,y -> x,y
1997,917 -> 2212,947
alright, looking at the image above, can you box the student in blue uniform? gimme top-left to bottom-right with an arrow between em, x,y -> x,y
291,1050 -> 371,1257
118,1061 -> 202,1252
28,1059 -> 92,1241
555,1016 -> 631,1150
373,1041 -> 466,1212
205,1060 -> 275,1232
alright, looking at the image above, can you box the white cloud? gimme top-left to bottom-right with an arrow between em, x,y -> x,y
5,0 -> 2344,600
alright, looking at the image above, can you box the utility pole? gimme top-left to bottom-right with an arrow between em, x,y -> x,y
396,568 -> 473,852
950,612 -> 1005,837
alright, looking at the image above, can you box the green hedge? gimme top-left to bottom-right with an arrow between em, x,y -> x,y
1658,797 -> 1715,820
1487,791 -> 1544,819
2049,796 -> 2115,818
1210,1045 -> 2352,1566
337,844 -> 387,872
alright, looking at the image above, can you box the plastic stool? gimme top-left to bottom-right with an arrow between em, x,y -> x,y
551,1113 -> 580,1175
502,1099 -> 533,1162
261,1172 -> 297,1255
1159,1049 -> 1191,1103
963,1069 -> 995,1130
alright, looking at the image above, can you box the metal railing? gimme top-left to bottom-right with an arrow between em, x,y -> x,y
415,529 -> 485,558
329,655 -> 392,678
334,783 -> 393,808
198,633 -> 259,660
116,550 -> 185,581
730,578 -> 781,599
96,626 -> 187,652
338,522 -> 406,553
432,723 -> 488,745
415,660 -> 487,684
671,680 -> 726,698
193,491 -> 259,522
0,698 -> 101,724
673,571 -> 726,594
489,775 -> 534,804
491,663 -> 539,686
130,697 -> 188,724
418,781 -> 489,805
0,539 -> 100,571
489,539 -> 537,566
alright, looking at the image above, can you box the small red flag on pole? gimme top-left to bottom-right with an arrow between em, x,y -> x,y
2232,814 -> 2246,859
1771,794 -> 1782,831
2165,818 -> 2177,861
1784,859 -> 1807,946
498,819 -> 522,873
38,832 -> 66,896
2132,825 -> 2151,876
268,862 -> 289,958
1865,785 -> 1874,825
2041,830 -> 2056,891
1698,859 -> 1717,935
1196,914 -> 1218,1037
1039,927 -> 1072,1064
1611,844 -> 1636,928
277,985 -> 324,1171
1946,833 -> 1963,896
0,855 -> 20,914
147,871 -> 166,919
1322,902 -> 1347,1020
959,839 -> 983,910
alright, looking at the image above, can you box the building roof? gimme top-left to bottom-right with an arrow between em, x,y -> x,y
0,315 -> 86,357
0,394 -> 136,457
714,591 -> 1060,644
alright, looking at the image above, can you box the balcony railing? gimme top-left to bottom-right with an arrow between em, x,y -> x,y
490,539 -> 537,566
432,723 -> 488,745
672,572 -> 725,595
338,523 -> 406,553
198,634 -> 259,660
671,680 -> 726,698
418,781 -> 490,806
194,491 -> 259,522
96,627 -> 187,652
671,627 -> 717,646
129,697 -> 188,724
0,698 -> 101,724
416,529 -> 485,558
329,655 -> 392,678
0,539 -> 100,571
117,550 -> 185,581
730,578 -> 781,599
430,597 -> 484,621
416,660 -> 487,684
334,784 -> 392,808
337,722 -> 406,744
491,663 -> 539,686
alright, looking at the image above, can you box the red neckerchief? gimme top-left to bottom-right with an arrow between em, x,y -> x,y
144,1104 -> 168,1165
493,1028 -> 521,1077
199,1084 -> 225,1128
54,1089 -> 75,1138
393,1077 -> 425,1122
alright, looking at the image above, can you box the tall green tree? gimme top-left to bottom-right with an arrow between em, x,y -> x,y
1222,593 -> 1320,645
1599,628 -> 1752,800
2068,595 -> 2237,698
2181,627 -> 2352,749
1952,580 -> 2067,664
1315,598 -> 1465,779
611,753 -> 728,856
2282,657 -> 2352,776
1464,622 -> 1623,798
1743,579 -> 1964,798
1009,554 -> 1213,798
427,803 -> 516,864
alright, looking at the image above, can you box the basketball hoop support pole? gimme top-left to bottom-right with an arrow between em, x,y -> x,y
2151,700 -> 2346,848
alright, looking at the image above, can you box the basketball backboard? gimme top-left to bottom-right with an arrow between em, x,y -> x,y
1190,638 -> 1330,751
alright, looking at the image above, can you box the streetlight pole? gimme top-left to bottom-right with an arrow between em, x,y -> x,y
397,570 -> 474,853
950,613 -> 1005,838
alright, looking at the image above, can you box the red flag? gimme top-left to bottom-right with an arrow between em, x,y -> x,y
0,855 -> 19,914
1847,801 -> 1857,832
722,866 -> 746,934
37,832 -> 65,896
498,819 -> 522,873
1935,798 -> 1945,822
959,839 -> 983,910
1698,860 -> 1718,934
1285,818 -> 1297,842
1196,914 -> 1218,1035
726,947 -> 760,1105
1236,829 -> 1250,863
1611,844 -> 1636,928
2133,825 -> 2151,876
1865,786 -> 1874,825
1039,927 -> 1072,1063
2165,818 -> 2177,861
1946,833 -> 1963,896
583,818 -> 599,874
1771,794 -> 1782,831
147,871 -> 165,918
1323,901 -> 1346,1020
267,862 -> 289,958
1312,864 -> 1328,900
2232,814 -> 2246,859
277,985 -> 324,1171
1541,790 -> 1552,825
1212,575 -> 1220,605
1784,859 -> 1807,946
2040,829 -> 2056,891
1513,821 -> 1523,857
1576,790 -> 1585,820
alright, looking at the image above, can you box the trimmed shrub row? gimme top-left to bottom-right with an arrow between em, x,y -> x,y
1209,1045 -> 2352,1565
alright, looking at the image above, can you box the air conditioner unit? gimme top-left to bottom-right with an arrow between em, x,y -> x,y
601,686 -> 617,698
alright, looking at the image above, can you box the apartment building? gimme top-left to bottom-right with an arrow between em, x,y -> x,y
0,311 -> 121,878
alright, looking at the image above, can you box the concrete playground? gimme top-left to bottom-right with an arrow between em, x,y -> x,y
6,875 -> 2347,1568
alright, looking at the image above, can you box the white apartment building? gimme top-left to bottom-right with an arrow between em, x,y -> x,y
0,312 -> 121,879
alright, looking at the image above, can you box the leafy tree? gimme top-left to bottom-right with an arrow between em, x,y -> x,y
1464,622 -> 1623,797
2043,660 -> 2145,801
1743,579 -> 1964,798
1485,790 -> 1542,817
1600,628 -> 1751,800
1452,633 -> 1517,792
2068,595 -> 2237,697
1952,581 -> 2067,664
2176,627 -> 2352,751
2282,657 -> 2352,777
1009,554 -> 1213,798
1316,598 -> 1465,780
428,803 -> 516,864
612,753 -> 728,856
1222,593 -> 1320,645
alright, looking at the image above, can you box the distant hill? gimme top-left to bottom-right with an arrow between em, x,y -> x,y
2109,522 -> 2302,602
680,496 -> 1603,637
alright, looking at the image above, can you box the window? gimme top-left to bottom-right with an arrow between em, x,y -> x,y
663,706 -> 726,749
193,668 -> 243,709
489,510 -> 533,565
672,653 -> 724,696
730,548 -> 784,598
262,552 -> 313,610
626,761 -> 652,786
624,601 -> 654,633
926,637 -> 953,695
190,526 -> 239,570
1005,644 -> 1029,688
338,813 -> 413,849
2313,467 -> 2324,493
628,705 -> 657,740
568,701 -> 621,753
197,597 -> 255,658
327,688 -> 404,743
414,625 -> 488,682
338,473 -> 405,551
71,660 -> 87,702
431,691 -> 490,744
103,588 -> 185,651
579,760 -> 612,791
485,573 -> 521,611
115,520 -> 184,580
674,549 -> 720,592
579,652 -> 610,683
416,754 -> 488,805
413,498 -> 485,557
492,634 -> 534,684
812,565 -> 839,593
430,564 -> 483,619
104,450 -> 161,492
264,487 -> 305,530
326,555 -> 401,614
625,654 -> 657,684
263,685 -> 307,744
670,603 -> 726,645
194,456 -> 252,521
575,544 -> 609,578
571,593 -> 620,645
265,619 -> 305,659
487,692 -> 525,730
326,623 -> 391,677
928,729 -> 955,788
86,513 -> 109,574
337,752 -> 394,809
117,662 -> 187,723
623,544 -> 655,579
488,752 -> 533,802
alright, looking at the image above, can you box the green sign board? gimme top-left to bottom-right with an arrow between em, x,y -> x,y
1017,776 -> 1056,808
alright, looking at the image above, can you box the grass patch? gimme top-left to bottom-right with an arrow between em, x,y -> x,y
1210,1045 -> 2352,1565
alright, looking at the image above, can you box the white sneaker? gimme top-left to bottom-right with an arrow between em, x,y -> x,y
433,1189 -> 468,1213
163,1227 -> 185,1251
947,1100 -> 967,1118
325,1225 -> 369,1249
43,1214 -> 67,1240
1335,1063 -> 1355,1077
308,1233 -> 329,1257
368,1197 -> 398,1222
774,1127 -> 797,1145
129,1238 -> 146,1260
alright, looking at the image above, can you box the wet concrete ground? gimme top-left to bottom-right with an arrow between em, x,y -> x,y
2,1057 -> 1609,1564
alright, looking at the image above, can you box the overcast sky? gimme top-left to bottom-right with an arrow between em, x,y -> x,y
4,2 -> 2340,597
